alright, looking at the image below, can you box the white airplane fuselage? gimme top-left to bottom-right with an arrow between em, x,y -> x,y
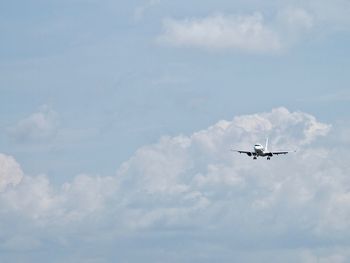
254,144 -> 269,156
252,143 -> 273,159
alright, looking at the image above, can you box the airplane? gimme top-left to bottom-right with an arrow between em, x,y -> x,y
231,138 -> 293,160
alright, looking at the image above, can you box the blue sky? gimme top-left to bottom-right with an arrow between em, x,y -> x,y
1,0 -> 350,262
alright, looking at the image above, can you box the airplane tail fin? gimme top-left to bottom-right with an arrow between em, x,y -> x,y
265,137 -> 269,151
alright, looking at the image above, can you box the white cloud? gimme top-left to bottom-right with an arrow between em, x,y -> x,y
0,153 -> 23,192
156,6 -> 319,53
115,107 -> 333,229
1,107 -> 350,261
0,173 -> 118,224
157,13 -> 282,52
154,0 -> 350,53
8,105 -> 59,142
4,107 -> 332,225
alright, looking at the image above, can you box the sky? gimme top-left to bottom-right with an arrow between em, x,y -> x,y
1,0 -> 350,262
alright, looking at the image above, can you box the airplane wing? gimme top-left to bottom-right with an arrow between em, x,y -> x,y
271,151 -> 291,155
231,150 -> 255,156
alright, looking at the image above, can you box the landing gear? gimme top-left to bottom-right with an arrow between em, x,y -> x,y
267,157 -> 271,160
253,156 -> 257,160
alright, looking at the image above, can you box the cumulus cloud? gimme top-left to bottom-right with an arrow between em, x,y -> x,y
115,107 -> 332,229
157,8 -> 317,53
157,13 -> 282,52
8,105 -> 59,142
0,173 -> 118,224
1,107 -> 350,261
154,0 -> 350,53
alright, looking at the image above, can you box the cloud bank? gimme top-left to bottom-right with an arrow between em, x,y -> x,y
1,107 -> 350,262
